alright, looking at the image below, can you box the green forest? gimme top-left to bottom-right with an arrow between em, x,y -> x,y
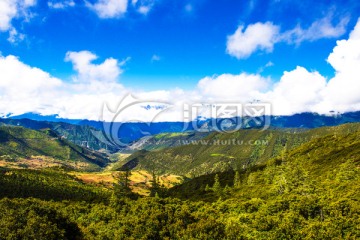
0,123 -> 359,239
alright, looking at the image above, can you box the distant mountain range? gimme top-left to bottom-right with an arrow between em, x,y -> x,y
1,111 -> 360,151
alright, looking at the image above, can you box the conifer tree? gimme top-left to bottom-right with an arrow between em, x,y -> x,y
213,174 -> 222,196
150,171 -> 159,197
233,171 -> 241,188
113,169 -> 132,198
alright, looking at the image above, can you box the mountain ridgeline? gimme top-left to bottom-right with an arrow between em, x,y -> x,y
2,110 -> 360,147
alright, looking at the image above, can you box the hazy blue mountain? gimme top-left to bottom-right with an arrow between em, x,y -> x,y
3,111 -> 360,148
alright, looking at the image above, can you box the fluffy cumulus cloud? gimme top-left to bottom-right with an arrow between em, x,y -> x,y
227,15 -> 349,59
197,73 -> 269,101
226,22 -> 280,59
316,18 -> 360,113
65,51 -> 123,84
0,55 -> 63,116
0,51 -> 129,120
264,67 -> 327,115
262,18 -> 360,115
87,0 -> 128,18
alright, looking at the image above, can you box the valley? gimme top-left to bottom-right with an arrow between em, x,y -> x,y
0,116 -> 359,239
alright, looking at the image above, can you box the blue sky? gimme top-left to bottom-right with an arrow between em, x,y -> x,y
0,0 -> 360,121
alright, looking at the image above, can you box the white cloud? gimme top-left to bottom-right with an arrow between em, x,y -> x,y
264,66 -> 327,115
197,73 -> 269,101
0,0 -> 36,43
316,18 -> 360,113
0,51 -> 129,120
7,27 -> 25,44
0,0 -> 36,31
151,54 -> 161,62
0,1 -> 17,31
65,51 -> 124,84
87,0 -> 128,18
0,55 -> 63,116
222,16 -> 360,115
227,15 -> 349,59
138,5 -> 150,14
258,61 -> 274,73
48,0 -> 75,10
265,61 -> 274,68
226,22 -> 280,59
263,18 -> 360,115
281,15 -> 349,45
1,20 -> 360,121
131,0 -> 155,15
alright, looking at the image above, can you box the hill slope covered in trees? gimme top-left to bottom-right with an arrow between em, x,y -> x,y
0,123 -> 359,239
0,125 -> 110,171
123,123 -> 360,177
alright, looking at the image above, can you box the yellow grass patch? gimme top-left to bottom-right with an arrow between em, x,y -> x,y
0,155 -> 91,170
70,170 -> 184,196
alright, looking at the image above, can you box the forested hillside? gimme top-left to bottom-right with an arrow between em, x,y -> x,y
123,123 -> 360,177
0,125 -> 110,171
0,118 -> 114,151
0,123 -> 359,239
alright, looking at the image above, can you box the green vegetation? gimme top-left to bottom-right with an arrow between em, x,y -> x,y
0,118 -> 115,151
0,125 -> 110,171
125,131 -> 210,152
153,132 -> 190,139
0,123 -> 359,239
125,123 -> 360,177
0,168 -> 109,202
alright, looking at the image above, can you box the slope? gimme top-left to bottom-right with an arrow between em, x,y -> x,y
167,126 -> 360,201
0,125 -> 110,171
124,123 -> 360,176
0,118 -> 114,151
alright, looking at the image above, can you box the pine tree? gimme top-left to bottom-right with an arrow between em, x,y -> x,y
224,184 -> 231,195
113,169 -> 132,198
150,171 -> 159,197
233,171 -> 241,188
213,174 -> 222,196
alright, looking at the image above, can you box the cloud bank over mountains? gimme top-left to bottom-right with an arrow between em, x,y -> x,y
0,18 -> 360,121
